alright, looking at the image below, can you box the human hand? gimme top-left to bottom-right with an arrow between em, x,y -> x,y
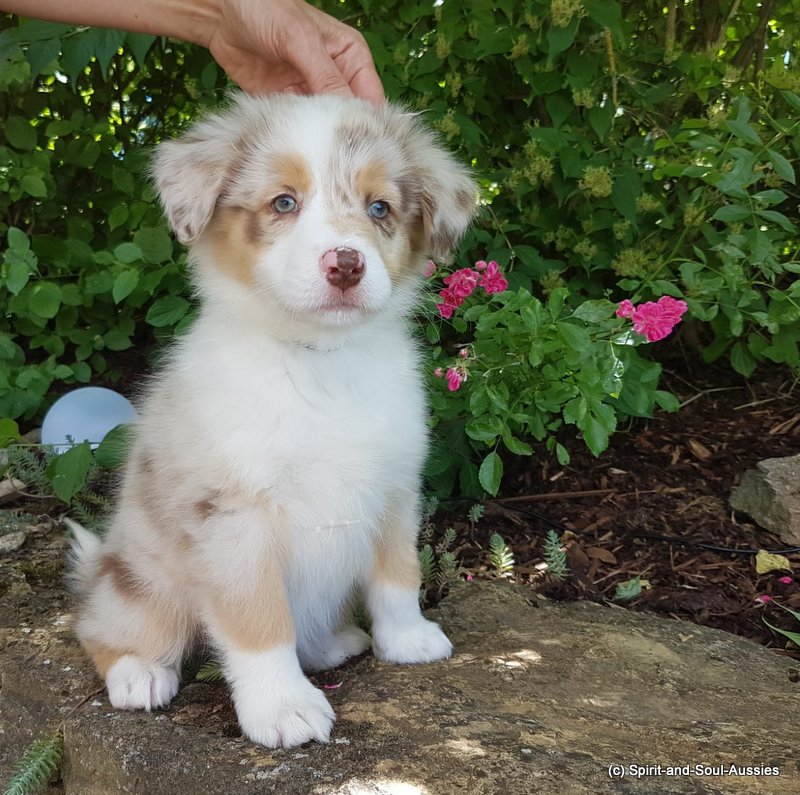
206,0 -> 384,104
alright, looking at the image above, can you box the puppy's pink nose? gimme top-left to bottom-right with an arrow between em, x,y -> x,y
321,247 -> 365,291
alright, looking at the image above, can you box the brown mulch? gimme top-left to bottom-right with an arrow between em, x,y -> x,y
433,362 -> 800,657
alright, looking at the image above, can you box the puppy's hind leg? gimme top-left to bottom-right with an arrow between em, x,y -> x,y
75,543 -> 192,711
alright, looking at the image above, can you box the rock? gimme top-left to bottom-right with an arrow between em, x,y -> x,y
2,535 -> 800,794
0,530 -> 26,554
730,454 -> 800,545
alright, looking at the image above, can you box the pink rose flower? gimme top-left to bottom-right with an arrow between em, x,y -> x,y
423,259 -> 437,278
479,260 -> 508,294
616,299 -> 635,319
443,268 -> 480,300
631,296 -> 688,342
436,288 -> 460,318
433,367 -> 443,378
779,576 -> 793,585
446,367 -> 465,391
755,594 -> 773,604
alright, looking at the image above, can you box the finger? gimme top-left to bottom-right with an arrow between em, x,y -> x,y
288,26 -> 354,98
336,57 -> 384,105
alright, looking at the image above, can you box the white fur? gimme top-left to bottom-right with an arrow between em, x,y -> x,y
106,655 -> 180,711
226,644 -> 336,748
367,583 -> 453,664
72,94 -> 475,749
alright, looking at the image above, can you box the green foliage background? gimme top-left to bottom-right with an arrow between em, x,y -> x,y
0,0 -> 798,495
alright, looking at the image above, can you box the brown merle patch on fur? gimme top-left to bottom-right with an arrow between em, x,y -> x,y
83,640 -> 128,677
195,495 -> 219,521
205,205 -> 261,284
98,553 -> 147,601
272,152 -> 311,198
371,531 -> 422,590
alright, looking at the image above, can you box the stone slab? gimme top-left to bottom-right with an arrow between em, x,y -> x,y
2,521 -> 799,794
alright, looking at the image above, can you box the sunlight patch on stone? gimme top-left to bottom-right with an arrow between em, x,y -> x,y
334,779 -> 431,795
444,738 -> 488,758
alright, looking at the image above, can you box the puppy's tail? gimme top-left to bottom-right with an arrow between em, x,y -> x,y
63,517 -> 103,596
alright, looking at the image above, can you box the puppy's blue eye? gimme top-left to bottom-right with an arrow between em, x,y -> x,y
368,200 -> 390,220
272,195 -> 298,214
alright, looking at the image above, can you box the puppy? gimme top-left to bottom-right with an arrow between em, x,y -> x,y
67,93 -> 476,749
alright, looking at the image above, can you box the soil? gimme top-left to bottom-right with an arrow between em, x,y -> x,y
432,361 -> 800,658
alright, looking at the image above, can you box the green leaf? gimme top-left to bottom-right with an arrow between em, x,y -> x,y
90,28 -> 126,75
779,90 -> 800,111
757,210 -> 794,232
28,282 -> 62,319
102,330 -> 132,351
572,299 -> 615,322
501,428 -> 533,456
51,442 -> 93,503
587,104 -> 615,142
654,390 -> 680,412
478,451 -> 503,496
108,204 -> 129,230
146,296 -> 190,327
112,270 -> 139,304
730,342 -> 757,377
763,618 -> 800,650
71,362 -> 92,383
126,32 -> 156,66
725,119 -> 761,145
557,321 -> 591,350
611,165 -> 640,221
94,423 -> 135,468
133,227 -> 173,264
548,17 -> 580,58
0,417 -> 20,447
582,414 -> 610,456
752,189 -> 787,205
61,29 -> 95,86
767,149 -> 795,185
6,259 -> 30,295
712,205 -> 750,223
465,417 -> 503,443
25,37 -> 61,77
5,116 -> 37,151
583,0 -> 623,40
20,173 -> 47,197
114,242 -> 143,264
7,227 -> 30,252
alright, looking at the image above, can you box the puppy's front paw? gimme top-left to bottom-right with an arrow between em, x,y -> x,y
235,678 -> 336,749
300,625 -> 372,672
373,618 -> 453,664
106,655 -> 180,711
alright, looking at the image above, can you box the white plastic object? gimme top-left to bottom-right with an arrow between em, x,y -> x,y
41,387 -> 137,453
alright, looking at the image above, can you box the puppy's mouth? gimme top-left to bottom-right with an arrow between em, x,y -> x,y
317,286 -> 370,314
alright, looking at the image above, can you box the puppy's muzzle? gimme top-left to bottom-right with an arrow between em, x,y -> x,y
321,247 -> 365,292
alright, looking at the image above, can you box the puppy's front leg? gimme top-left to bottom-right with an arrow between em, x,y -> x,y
197,500 -> 334,748
365,494 -> 453,664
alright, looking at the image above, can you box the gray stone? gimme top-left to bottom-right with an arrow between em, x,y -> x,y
0,530 -> 26,554
2,532 -> 800,794
730,454 -> 800,545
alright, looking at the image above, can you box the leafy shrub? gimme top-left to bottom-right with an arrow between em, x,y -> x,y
1,1 -> 798,496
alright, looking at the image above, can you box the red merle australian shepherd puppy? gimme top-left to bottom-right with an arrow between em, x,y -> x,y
67,93 -> 476,748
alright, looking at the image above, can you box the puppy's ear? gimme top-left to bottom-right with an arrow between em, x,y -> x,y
412,132 -> 478,261
151,109 -> 243,245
